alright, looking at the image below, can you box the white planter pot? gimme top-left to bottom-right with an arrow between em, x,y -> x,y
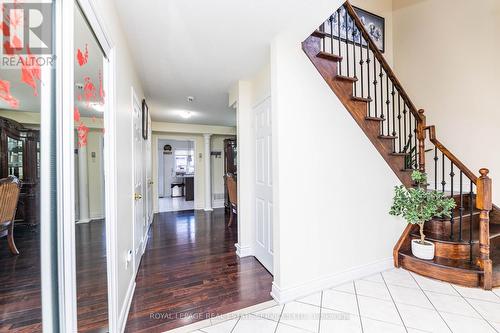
411,239 -> 435,260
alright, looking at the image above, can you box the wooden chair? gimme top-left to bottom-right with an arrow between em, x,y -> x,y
225,174 -> 237,227
0,176 -> 21,255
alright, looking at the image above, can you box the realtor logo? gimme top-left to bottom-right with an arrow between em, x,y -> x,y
2,1 -> 53,55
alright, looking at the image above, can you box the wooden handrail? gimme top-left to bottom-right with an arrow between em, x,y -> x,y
424,125 -> 477,184
344,1 -> 424,123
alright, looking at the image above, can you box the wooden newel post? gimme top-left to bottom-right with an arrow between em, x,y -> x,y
417,109 -> 426,173
476,168 -> 493,290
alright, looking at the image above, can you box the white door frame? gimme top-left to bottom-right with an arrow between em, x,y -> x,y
152,134 -> 198,213
131,88 -> 145,271
56,0 -> 118,332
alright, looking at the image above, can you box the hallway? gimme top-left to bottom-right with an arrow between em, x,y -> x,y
125,209 -> 273,332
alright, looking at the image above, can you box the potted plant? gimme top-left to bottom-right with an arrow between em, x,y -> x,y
390,170 -> 456,260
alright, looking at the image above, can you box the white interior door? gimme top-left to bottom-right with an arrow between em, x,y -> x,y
254,97 -> 273,273
132,92 -> 144,271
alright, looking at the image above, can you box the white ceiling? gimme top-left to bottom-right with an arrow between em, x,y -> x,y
114,0 -> 313,126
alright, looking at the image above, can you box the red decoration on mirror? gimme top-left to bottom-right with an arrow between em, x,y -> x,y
77,123 -> 89,148
74,107 -> 81,123
83,77 -> 96,106
20,49 -> 41,96
0,80 -> 19,108
77,44 -> 89,67
99,70 -> 105,103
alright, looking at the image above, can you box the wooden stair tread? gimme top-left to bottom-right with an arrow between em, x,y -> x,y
336,75 -> 358,82
316,51 -> 342,62
312,30 -> 329,38
379,135 -> 397,140
353,96 -> 373,103
413,223 -> 500,244
365,116 -> 384,122
399,249 -> 482,273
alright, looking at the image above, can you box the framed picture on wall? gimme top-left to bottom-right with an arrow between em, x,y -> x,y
142,99 -> 149,140
353,6 -> 385,53
323,6 -> 385,53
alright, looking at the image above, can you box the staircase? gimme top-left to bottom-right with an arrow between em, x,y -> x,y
303,1 -> 500,290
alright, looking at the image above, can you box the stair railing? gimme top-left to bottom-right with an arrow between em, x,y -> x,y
316,2 -> 426,171
424,125 -> 493,287
317,1 -> 493,286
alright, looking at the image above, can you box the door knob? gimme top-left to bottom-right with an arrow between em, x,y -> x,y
134,193 -> 143,200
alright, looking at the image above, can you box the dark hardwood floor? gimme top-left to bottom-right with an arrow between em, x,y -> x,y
75,220 -> 109,333
125,209 -> 273,333
0,220 -> 109,333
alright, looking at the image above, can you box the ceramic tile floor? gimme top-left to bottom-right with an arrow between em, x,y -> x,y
158,196 -> 194,212
171,268 -> 500,333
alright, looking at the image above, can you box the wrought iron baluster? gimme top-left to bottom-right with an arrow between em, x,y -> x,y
359,34 -> 364,98
345,8 -> 350,76
391,84 -> 396,153
403,103 -> 407,152
459,171 -> 464,241
386,76 -> 390,137
380,66 -> 384,124
414,116 -> 418,169
397,92 -> 402,153
321,23 -> 325,52
366,50 -> 371,116
329,16 -> 334,54
434,147 -> 438,190
469,181 -> 474,261
441,152 -> 446,192
408,112 -> 413,168
337,9 -> 342,75
373,60 -> 378,117
450,163 -> 455,240
352,18 -> 357,95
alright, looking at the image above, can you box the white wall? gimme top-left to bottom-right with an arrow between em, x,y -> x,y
393,0 -> 500,206
270,0 -> 404,302
93,0 -> 146,325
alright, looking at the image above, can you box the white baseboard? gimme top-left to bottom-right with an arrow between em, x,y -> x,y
118,278 -> 136,333
271,257 -> 393,304
235,243 -> 253,257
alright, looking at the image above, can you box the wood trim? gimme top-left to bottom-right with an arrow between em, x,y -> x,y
393,224 -> 416,267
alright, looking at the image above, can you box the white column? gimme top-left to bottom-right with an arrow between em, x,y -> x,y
233,81 -> 254,257
203,133 -> 213,211
77,145 -> 91,223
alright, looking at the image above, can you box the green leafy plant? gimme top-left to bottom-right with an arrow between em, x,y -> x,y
389,170 -> 456,245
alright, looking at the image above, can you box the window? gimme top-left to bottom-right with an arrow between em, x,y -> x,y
175,149 -> 194,173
